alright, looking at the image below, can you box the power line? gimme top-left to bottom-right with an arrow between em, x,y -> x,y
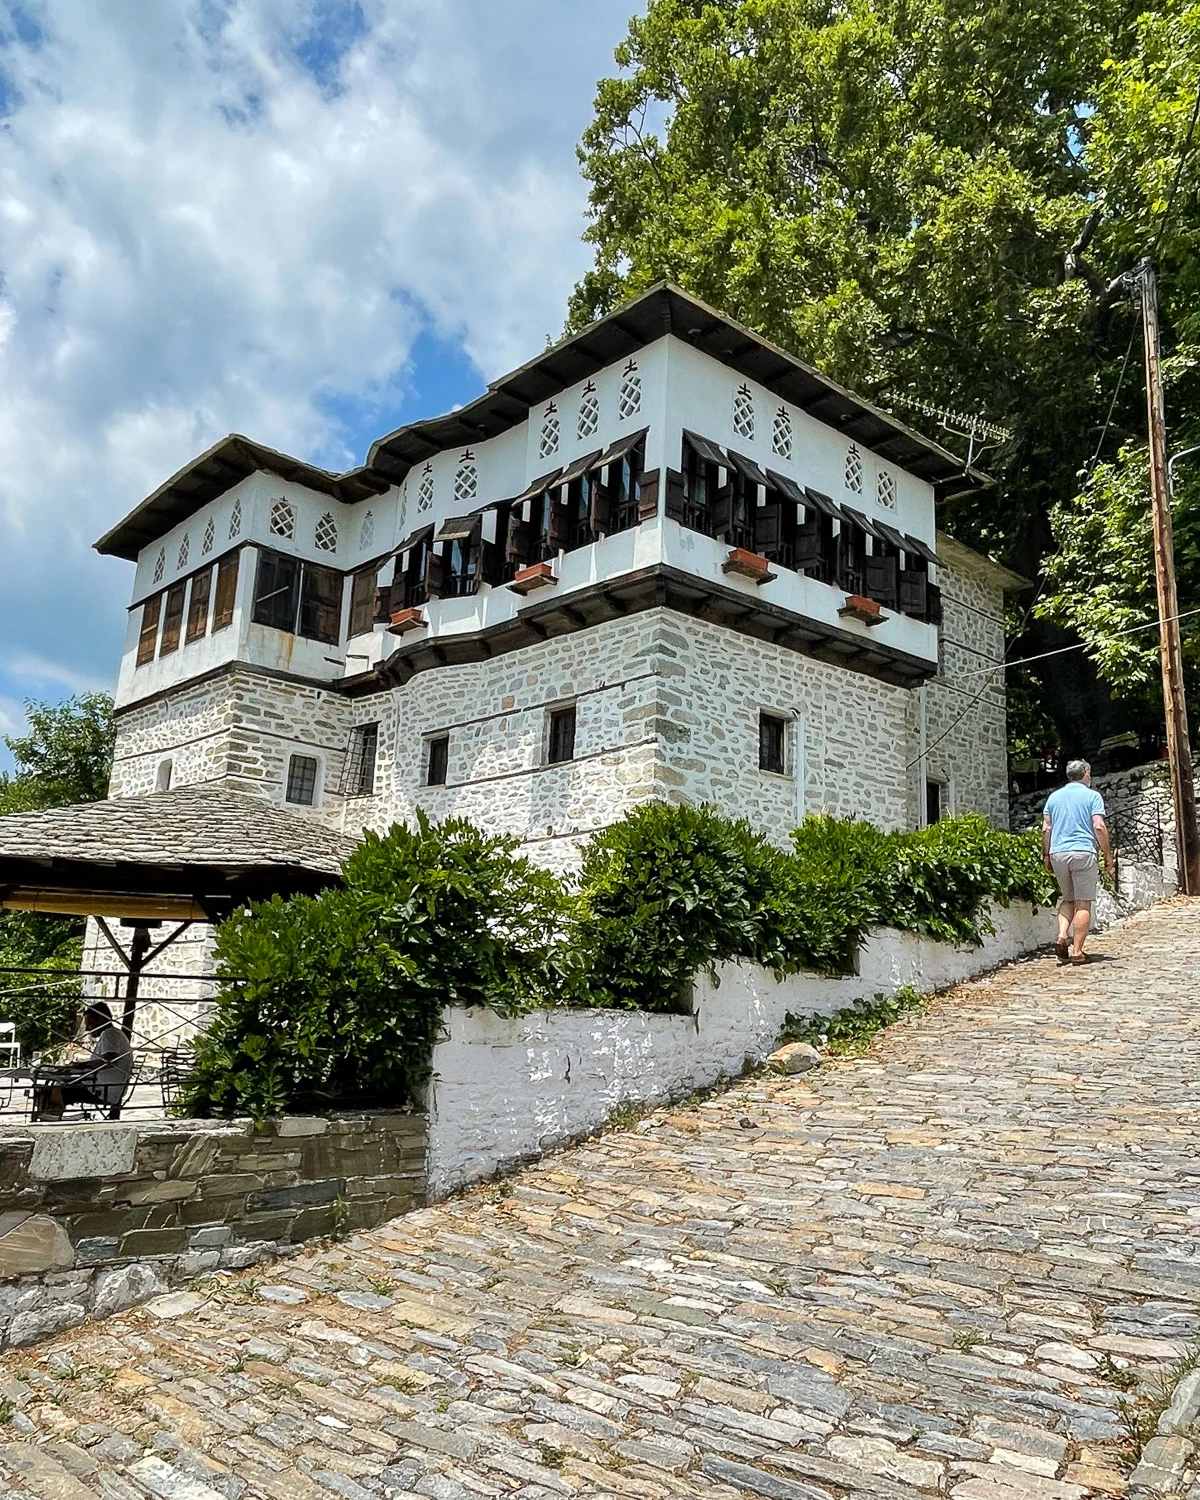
1087,317 -> 1138,472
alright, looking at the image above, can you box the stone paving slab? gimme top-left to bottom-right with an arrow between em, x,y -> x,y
1,900 -> 1199,1498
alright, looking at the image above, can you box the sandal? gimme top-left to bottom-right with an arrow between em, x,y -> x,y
1069,952 -> 1088,965
1054,939 -> 1069,965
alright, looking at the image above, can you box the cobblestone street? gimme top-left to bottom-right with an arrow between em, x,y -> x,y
1,899 -> 1198,1500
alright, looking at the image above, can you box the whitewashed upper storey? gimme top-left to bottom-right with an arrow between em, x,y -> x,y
98,285 -> 1003,710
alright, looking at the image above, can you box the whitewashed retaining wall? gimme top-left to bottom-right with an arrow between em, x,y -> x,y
424,899 -> 1051,1198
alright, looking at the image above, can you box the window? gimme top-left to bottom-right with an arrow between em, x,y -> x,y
426,734 -> 449,787
202,517 -> 215,555
417,465 -> 434,512
359,510 -> 375,552
759,712 -> 788,775
926,779 -> 944,826
876,471 -> 897,510
349,568 -> 378,636
547,705 -> 576,765
228,498 -> 242,539
618,362 -> 641,420
454,458 -> 477,506
733,384 -> 755,440
212,552 -> 239,631
577,385 -> 599,440
772,406 -> 793,459
252,549 -> 342,644
286,754 -> 319,806
314,512 -> 338,552
269,498 -> 295,539
159,582 -> 186,656
177,533 -> 190,571
540,404 -> 560,459
152,547 -> 166,584
136,594 -> 161,666
155,759 -> 173,793
345,723 -> 379,797
185,567 -> 212,643
844,444 -> 863,494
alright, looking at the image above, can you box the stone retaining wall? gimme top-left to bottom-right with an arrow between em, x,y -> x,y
0,1111 -> 425,1349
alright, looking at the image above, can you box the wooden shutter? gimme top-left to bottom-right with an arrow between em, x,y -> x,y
349,569 -> 377,636
507,509 -> 533,566
374,584 -> 393,621
480,539 -> 506,585
212,552 -> 239,632
641,469 -> 663,522
298,562 -> 343,644
589,483 -> 614,534
794,521 -> 821,568
136,594 -> 162,666
710,482 -> 733,540
186,568 -> 212,643
159,583 -> 186,656
547,492 -> 570,549
863,554 -> 897,607
425,550 -> 446,599
900,569 -> 928,617
754,504 -> 782,554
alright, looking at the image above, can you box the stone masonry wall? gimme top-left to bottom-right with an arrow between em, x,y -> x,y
0,1111 -> 425,1349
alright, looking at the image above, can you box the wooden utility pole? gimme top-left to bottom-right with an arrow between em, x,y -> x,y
1136,257 -> 1200,894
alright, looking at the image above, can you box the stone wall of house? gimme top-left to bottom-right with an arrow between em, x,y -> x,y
0,1112 -> 425,1349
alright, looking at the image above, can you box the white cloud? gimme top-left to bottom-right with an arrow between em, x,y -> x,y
0,0 -> 637,689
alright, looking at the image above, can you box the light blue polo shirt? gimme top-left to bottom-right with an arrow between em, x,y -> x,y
1044,783 -> 1105,854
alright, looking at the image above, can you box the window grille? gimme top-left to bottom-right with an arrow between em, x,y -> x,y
540,404 -> 560,459
547,705 -> 577,765
228,498 -> 242,539
426,735 -> 449,787
202,517 -> 215,555
772,406 -> 793,460
618,363 -> 642,420
152,548 -> 165,584
417,466 -> 434,512
759,713 -> 787,775
577,385 -> 599,440
177,533 -> 190,571
844,445 -> 863,494
286,754 -> 319,806
269,498 -> 295,539
454,461 -> 478,507
340,723 -> 379,797
359,510 -> 375,552
876,471 -> 897,510
733,384 -> 755,440
314,512 -> 338,552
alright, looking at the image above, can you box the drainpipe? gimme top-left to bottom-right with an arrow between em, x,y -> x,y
917,685 -> 928,829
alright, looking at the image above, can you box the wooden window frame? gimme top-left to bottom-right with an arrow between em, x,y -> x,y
426,734 -> 449,787
547,704 -> 577,765
285,754 -> 319,806
758,712 -> 788,776
212,551 -> 239,632
159,582 -> 187,657
136,594 -> 162,666
185,567 -> 212,644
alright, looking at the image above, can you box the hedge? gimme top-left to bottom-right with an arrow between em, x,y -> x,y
179,805 -> 1055,1119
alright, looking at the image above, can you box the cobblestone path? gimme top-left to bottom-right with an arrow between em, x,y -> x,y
2,900 -> 1199,1500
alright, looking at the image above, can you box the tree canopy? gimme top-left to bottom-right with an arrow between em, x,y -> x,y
570,0 -> 1200,750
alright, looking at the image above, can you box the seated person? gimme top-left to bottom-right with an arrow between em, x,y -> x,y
36,1002 -> 134,1120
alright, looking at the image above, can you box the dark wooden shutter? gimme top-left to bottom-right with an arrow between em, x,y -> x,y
349,569 -> 377,636
425,550 -> 446,600
252,549 -> 300,632
374,584 -> 393,621
863,554 -> 898,607
589,482 -> 614,533
480,539 -> 505,585
212,552 -> 239,632
185,567 -> 212,643
710,483 -> 733,540
754,503 -> 782,555
794,521 -> 821,568
159,582 -> 186,656
641,469 -> 663,522
507,509 -> 533,567
899,569 -> 928,617
547,492 -> 570,549
298,562 -> 343,643
136,595 -> 162,665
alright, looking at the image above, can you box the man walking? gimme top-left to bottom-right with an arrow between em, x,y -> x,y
1042,759 -> 1114,965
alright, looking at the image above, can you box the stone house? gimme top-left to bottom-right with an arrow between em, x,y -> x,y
96,283 -> 1021,885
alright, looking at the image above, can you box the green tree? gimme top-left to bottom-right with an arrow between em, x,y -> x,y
570,0 -> 1200,742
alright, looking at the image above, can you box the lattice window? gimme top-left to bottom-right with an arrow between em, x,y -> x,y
539,404 -> 560,459
577,384 -> 599,440
417,465 -> 434,513
618,362 -> 642,421
269,498 -> 295,539
733,384 -> 755,440
177,533 -> 190,571
153,548 -> 165,584
359,510 -> 375,552
201,517 -> 215,555
314,512 -> 338,552
228,498 -> 242,539
454,456 -> 478,507
772,406 -> 793,460
844,444 -> 863,494
876,470 -> 897,510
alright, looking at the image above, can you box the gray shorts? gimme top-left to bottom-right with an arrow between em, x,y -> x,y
1051,851 -> 1098,904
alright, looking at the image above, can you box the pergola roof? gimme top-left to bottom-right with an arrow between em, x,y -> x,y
0,784 -> 357,921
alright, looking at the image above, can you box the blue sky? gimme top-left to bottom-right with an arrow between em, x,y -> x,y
0,0 -> 641,769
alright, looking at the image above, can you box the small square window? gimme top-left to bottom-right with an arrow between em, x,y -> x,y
758,712 -> 788,775
548,705 -> 576,765
426,735 -> 449,787
286,754 -> 319,806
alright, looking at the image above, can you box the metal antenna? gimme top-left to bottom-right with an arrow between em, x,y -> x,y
883,392 -> 1013,468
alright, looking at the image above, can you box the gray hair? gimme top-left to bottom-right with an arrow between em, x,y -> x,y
1065,759 -> 1091,782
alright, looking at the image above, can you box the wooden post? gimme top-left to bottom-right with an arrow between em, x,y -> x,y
120,924 -> 151,1041
1138,258 -> 1200,894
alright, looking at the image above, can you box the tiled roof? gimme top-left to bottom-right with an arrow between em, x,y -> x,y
0,784 -> 356,876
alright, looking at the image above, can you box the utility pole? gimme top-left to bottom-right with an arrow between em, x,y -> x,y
1135,257 -> 1200,894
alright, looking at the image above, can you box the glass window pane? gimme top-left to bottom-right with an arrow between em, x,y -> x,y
253,549 -> 300,632
286,754 -> 318,805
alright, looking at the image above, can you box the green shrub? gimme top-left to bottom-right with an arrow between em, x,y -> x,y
178,814 -> 568,1119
